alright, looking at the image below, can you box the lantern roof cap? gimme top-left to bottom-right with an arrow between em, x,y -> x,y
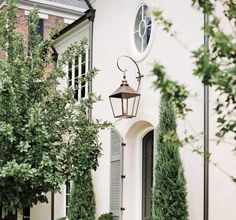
109,80 -> 140,99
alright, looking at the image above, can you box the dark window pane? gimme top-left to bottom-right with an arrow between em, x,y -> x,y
81,85 -> 86,98
68,70 -> 72,80
66,181 -> 70,192
75,56 -> 79,67
68,61 -> 72,70
144,25 -> 151,48
69,80 -> 72,87
74,77 -> 78,89
142,131 -> 153,220
134,32 -> 142,53
82,52 -> 86,63
23,206 -> 30,220
68,61 -> 72,87
37,18 -> 44,38
82,62 -> 86,74
134,6 -> 142,32
75,67 -> 78,79
74,89 -> 78,100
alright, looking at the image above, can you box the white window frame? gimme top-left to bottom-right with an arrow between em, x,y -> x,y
67,47 -> 89,101
134,4 -> 152,53
129,2 -> 155,61
134,4 -> 152,54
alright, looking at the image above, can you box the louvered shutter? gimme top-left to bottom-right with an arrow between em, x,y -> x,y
110,130 -> 123,220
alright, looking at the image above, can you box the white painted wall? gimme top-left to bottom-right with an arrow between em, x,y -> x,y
91,0 -> 203,219
31,193 -> 51,220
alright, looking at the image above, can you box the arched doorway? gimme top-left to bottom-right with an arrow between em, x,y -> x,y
123,121 -> 154,220
142,130 -> 154,220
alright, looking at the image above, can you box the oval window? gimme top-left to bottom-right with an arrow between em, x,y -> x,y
134,4 -> 152,53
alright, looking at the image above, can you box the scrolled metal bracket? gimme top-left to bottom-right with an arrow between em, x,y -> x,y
116,55 -> 143,91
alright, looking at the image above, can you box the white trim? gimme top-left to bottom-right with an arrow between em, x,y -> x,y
25,10 -> 49,19
0,2 -> 7,9
54,22 -> 89,47
64,18 -> 75,25
17,0 -> 83,21
19,0 -> 86,13
121,121 -> 154,220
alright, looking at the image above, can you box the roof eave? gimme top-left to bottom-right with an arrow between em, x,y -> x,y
52,8 -> 95,40
18,0 -> 86,15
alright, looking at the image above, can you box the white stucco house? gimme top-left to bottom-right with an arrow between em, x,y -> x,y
2,0 -> 236,220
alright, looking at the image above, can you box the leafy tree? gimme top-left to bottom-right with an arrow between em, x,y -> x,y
152,96 -> 188,220
0,1 -> 109,219
192,0 -> 236,142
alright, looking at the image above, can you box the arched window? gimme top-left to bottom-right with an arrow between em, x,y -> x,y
134,4 -> 152,53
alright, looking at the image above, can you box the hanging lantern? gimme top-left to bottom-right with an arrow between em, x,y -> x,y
109,56 -> 143,118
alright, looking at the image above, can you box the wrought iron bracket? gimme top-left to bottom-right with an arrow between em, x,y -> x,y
116,55 -> 143,92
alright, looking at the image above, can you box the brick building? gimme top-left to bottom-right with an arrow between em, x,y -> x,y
0,0 -> 87,58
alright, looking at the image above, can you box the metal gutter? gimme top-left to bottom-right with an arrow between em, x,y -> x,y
87,8 -> 95,119
84,0 -> 93,10
52,8 -> 95,40
203,7 -> 209,220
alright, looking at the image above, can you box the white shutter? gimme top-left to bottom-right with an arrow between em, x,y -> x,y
110,129 -> 123,220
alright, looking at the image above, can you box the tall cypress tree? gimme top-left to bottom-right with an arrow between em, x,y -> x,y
69,171 -> 96,220
152,96 -> 188,220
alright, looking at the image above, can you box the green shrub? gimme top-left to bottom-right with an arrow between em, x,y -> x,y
98,213 -> 113,220
56,217 -> 67,220
69,171 -> 96,220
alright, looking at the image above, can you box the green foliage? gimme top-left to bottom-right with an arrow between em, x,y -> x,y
153,63 -> 190,116
69,171 -> 96,220
152,0 -> 236,148
192,0 -> 214,14
0,0 -> 110,213
98,213 -> 113,220
152,96 -> 188,220
152,8 -> 173,33
192,1 -> 236,142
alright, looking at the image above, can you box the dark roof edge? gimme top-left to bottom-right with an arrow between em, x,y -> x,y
52,8 -> 95,40
84,0 -> 93,10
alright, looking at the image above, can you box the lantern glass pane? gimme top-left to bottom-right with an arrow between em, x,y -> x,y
110,97 -> 123,118
122,98 -> 129,117
127,96 -> 140,117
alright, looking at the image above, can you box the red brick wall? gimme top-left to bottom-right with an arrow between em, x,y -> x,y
0,7 -> 65,59
45,14 -> 65,37
15,8 -> 28,49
